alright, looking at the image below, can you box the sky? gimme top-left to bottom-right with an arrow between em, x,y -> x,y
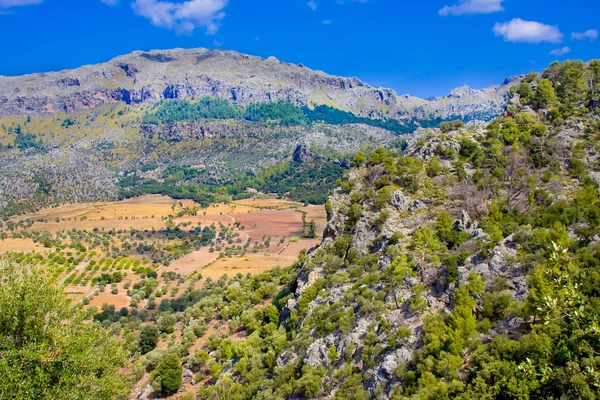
0,0 -> 598,98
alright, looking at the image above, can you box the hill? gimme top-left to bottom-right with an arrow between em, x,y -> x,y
2,59 -> 600,399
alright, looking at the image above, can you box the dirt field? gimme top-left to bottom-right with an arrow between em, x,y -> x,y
164,247 -> 218,276
165,206 -> 325,279
8,195 -> 197,234
90,293 -> 132,310
197,238 -> 320,281
1,194 -> 327,310
235,209 -> 305,253
0,238 -> 50,254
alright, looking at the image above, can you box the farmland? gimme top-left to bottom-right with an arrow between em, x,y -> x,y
0,194 -> 326,310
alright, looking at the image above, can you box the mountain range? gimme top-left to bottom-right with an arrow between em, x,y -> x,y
0,48 -> 520,217
0,48 -> 517,123
2,47 -> 600,400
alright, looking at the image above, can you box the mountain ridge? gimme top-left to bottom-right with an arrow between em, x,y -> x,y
0,47 -> 514,124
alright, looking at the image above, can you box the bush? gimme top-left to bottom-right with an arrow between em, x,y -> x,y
151,354 -> 182,396
569,158 -> 586,177
157,314 -> 176,333
426,157 -> 443,177
439,120 -> 465,133
139,324 -> 160,354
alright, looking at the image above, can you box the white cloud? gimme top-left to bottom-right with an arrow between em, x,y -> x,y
213,38 -> 223,47
439,0 -> 503,16
549,46 -> 571,56
0,0 -> 42,8
132,0 -> 228,35
571,29 -> 598,41
322,19 -> 332,25
493,19 -> 563,44
307,1 -> 317,11
100,0 -> 119,5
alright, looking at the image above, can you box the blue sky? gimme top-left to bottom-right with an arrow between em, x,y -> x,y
0,0 -> 598,97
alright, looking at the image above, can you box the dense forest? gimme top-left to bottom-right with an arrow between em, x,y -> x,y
142,98 -> 416,134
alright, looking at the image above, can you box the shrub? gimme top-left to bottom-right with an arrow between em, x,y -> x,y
151,354 -> 182,396
139,324 -> 160,354
439,120 -> 465,133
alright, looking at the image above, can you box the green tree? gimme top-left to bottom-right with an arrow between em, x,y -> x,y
439,120 -> 465,133
353,152 -> 367,166
517,81 -> 534,104
534,78 -> 558,109
308,220 -> 317,238
0,262 -> 128,399
151,354 -> 183,396
411,226 -> 442,264
426,157 -> 443,177
590,60 -> 600,103
139,324 -> 160,354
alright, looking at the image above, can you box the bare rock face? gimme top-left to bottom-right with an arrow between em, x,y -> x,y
0,48 -> 514,124
293,144 -> 317,163
459,235 -> 528,300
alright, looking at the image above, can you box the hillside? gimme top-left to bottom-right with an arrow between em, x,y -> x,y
0,48 -> 517,218
0,48 -> 515,123
157,59 -> 599,399
2,58 -> 600,400
123,59 -> 598,398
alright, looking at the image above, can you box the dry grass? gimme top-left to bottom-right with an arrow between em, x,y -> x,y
0,238 -> 49,254
11,195 -> 197,233
1,194 -> 326,310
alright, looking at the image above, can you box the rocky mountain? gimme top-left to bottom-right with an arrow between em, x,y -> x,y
0,48 -> 515,124
0,48 -> 519,217
176,59 -> 598,399
78,59 -> 600,400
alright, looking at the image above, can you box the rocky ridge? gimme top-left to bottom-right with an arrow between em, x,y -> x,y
0,48 -> 516,124
268,83 -> 600,397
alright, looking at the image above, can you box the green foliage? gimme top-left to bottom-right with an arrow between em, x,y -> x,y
514,59 -> 600,123
0,262 -> 128,399
120,159 -> 344,206
534,78 -> 558,109
245,100 -> 308,126
139,324 -> 160,354
426,157 -> 443,177
144,97 -> 414,133
435,211 -> 469,250
304,104 -> 414,134
14,132 -> 43,150
439,120 -> 465,133
143,97 -> 239,124
151,354 -> 183,396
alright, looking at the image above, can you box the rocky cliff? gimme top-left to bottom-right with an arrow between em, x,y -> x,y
0,48 -> 515,124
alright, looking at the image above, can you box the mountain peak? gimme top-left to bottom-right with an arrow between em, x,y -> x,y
447,84 -> 479,98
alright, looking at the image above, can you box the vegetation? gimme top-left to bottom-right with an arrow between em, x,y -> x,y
143,98 -> 414,134
515,60 -> 600,125
119,159 -> 345,206
3,59 -> 600,399
142,97 -> 240,124
0,262 -> 128,399
151,354 -> 183,396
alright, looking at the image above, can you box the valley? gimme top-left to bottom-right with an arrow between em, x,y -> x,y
0,194 -> 325,312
